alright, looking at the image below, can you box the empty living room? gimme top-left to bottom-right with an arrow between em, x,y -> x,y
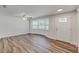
0,5 -> 79,53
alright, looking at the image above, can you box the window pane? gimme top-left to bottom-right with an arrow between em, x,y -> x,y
32,18 -> 49,30
59,18 -> 67,22
39,20 -> 44,25
39,25 -> 44,29
45,26 -> 48,30
32,20 -> 38,25
32,25 -> 38,29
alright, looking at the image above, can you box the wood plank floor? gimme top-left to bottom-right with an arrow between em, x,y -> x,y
0,34 -> 78,53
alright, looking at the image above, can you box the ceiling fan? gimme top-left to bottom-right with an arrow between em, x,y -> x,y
15,13 -> 32,21
0,5 -> 32,20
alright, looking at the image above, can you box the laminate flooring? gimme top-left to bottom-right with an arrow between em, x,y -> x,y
0,34 -> 78,53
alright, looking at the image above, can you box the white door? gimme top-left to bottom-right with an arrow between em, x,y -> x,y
55,15 -> 71,42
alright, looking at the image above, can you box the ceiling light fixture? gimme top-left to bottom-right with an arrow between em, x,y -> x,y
23,17 -> 27,20
22,15 -> 32,21
57,9 -> 63,12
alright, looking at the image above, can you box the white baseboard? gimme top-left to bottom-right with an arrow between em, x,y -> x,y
0,32 -> 28,38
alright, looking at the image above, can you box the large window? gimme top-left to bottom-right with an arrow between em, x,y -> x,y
32,18 -> 49,30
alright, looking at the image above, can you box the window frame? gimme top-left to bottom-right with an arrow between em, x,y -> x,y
31,18 -> 49,30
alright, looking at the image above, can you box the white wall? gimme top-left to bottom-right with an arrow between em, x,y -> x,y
0,14 -> 29,38
70,12 -> 78,46
30,11 -> 78,46
77,8 -> 79,52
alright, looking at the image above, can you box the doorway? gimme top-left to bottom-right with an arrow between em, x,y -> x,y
55,15 -> 71,43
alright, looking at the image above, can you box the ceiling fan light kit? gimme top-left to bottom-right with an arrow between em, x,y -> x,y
22,15 -> 32,21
